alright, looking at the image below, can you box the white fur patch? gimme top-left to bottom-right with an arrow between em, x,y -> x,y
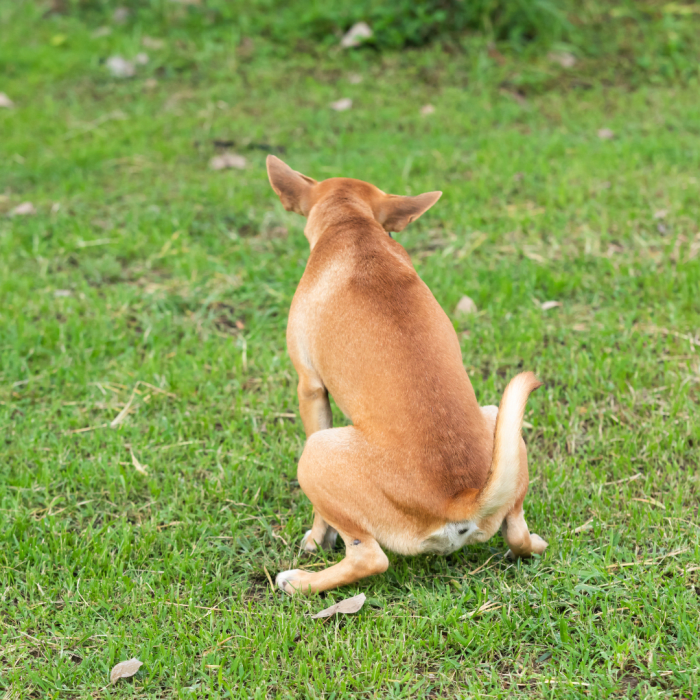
420,521 -> 486,555
276,569 -> 302,594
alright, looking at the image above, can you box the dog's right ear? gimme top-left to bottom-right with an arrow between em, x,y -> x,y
266,155 -> 318,217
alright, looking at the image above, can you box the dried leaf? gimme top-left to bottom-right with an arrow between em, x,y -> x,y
454,295 -> 477,316
420,104 -> 435,116
653,209 -> 668,219
142,36 -> 165,50
112,6 -> 130,23
311,593 -> 366,619
130,449 -> 149,475
347,73 -> 363,84
330,98 -> 353,112
135,52 -> 149,65
110,657 -> 142,683
597,128 -> 615,140
340,22 -> 373,49
0,92 -> 14,109
548,51 -> 576,68
541,300 -> 561,310
107,56 -> 135,78
209,153 -> 247,170
54,289 -> 72,297
10,202 -> 36,216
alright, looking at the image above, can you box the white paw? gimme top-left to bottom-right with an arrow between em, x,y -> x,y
301,530 -> 317,552
301,528 -> 338,552
275,569 -> 302,595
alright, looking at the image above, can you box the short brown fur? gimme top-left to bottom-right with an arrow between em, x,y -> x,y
266,156 -> 547,594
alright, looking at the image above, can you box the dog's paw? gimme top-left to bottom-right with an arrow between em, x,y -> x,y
301,527 -> 338,553
301,530 -> 318,553
530,534 -> 548,555
505,534 -> 548,559
275,569 -> 303,595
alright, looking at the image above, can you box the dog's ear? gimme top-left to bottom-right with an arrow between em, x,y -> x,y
266,155 -> 318,217
376,191 -> 442,233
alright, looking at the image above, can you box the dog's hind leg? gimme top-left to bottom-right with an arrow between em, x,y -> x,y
276,426 -> 391,594
501,505 -> 547,558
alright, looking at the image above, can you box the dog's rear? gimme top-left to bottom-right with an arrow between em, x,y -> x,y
266,156 -> 548,594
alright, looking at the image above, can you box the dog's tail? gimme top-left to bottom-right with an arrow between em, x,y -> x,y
475,372 -> 542,518
448,372 -> 542,523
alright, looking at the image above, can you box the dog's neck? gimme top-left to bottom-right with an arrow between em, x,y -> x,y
304,195 -> 384,250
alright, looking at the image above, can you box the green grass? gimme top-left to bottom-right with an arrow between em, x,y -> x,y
1,2 -> 700,698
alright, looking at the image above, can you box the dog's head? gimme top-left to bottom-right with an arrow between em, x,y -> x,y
266,156 -> 441,242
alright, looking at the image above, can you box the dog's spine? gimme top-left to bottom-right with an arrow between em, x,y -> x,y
474,372 -> 542,518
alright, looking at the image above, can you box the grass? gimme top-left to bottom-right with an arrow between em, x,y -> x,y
1,2 -> 700,698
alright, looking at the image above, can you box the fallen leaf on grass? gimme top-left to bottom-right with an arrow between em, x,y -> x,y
454,295 -> 477,316
540,300 -> 561,311
311,593 -> 365,619
420,104 -> 435,116
209,153 -> 247,170
330,98 -> 352,112
142,36 -> 165,50
548,51 -> 576,68
653,209 -> 668,219
347,73 -> 363,84
0,92 -> 14,108
340,22 -> 373,49
112,6 -> 130,23
135,52 -> 149,65
107,56 -> 135,78
597,128 -> 615,140
10,202 -> 36,216
110,658 -> 142,683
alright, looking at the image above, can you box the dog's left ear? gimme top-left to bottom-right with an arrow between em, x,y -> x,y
375,191 -> 442,233
266,155 -> 318,217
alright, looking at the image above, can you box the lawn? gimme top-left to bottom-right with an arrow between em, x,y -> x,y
1,2 -> 699,698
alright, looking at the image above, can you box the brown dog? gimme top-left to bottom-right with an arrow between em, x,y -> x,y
267,156 -> 547,595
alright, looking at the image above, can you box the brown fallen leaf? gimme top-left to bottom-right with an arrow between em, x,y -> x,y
454,295 -> 477,316
653,209 -> 668,219
0,92 -> 14,109
112,6 -> 130,23
209,153 -> 247,170
106,56 -> 135,78
311,593 -> 366,619
548,51 -> 576,68
330,98 -> 353,112
347,73 -> 363,84
340,22 -> 373,49
420,104 -> 435,116
110,657 -> 142,683
142,36 -> 165,50
540,300 -> 561,311
597,128 -> 615,140
10,202 -> 36,216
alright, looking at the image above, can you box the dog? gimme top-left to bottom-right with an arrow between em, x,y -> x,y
266,156 -> 547,595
